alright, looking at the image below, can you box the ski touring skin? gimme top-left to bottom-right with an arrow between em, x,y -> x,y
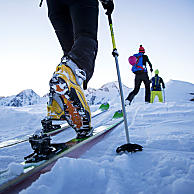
0,103 -> 109,149
0,111 -> 123,194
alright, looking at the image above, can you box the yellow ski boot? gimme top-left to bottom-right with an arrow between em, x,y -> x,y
47,58 -> 92,138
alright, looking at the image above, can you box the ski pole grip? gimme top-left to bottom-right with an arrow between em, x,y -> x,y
108,14 -> 112,25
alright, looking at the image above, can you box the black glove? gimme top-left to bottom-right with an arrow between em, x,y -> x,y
101,0 -> 114,15
150,68 -> 153,72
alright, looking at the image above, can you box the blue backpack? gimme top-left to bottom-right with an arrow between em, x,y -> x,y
131,53 -> 146,73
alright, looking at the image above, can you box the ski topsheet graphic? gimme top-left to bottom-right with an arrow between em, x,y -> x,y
0,103 -> 109,149
0,110 -> 123,194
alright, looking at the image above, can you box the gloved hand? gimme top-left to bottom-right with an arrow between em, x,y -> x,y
101,0 -> 114,15
150,68 -> 153,72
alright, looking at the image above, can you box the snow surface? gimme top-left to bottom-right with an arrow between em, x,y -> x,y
0,80 -> 194,194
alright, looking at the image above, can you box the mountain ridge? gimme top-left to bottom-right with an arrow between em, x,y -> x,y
0,80 -> 194,107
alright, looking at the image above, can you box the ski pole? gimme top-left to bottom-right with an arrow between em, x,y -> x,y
107,15 -> 130,144
39,0 -> 43,7
107,15 -> 143,153
150,71 -> 152,103
163,89 -> 165,103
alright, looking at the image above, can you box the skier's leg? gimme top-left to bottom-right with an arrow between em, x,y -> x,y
158,91 -> 163,102
150,91 -> 156,103
46,0 -> 73,55
126,74 -> 142,103
150,91 -> 154,103
45,0 -> 93,137
60,0 -> 98,137
68,0 -> 99,84
143,73 -> 151,103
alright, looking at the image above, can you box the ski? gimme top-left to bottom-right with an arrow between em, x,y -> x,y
0,103 -> 109,149
0,111 -> 123,194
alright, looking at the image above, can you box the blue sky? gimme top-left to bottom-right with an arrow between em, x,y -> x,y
0,0 -> 194,96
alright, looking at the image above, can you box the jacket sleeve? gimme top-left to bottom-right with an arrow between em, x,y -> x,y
145,55 -> 153,70
150,77 -> 153,84
160,77 -> 165,88
99,0 -> 113,3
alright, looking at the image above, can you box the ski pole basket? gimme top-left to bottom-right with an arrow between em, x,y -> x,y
116,143 -> 143,153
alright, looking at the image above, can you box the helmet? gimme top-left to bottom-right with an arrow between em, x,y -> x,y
155,69 -> 159,75
139,45 -> 145,53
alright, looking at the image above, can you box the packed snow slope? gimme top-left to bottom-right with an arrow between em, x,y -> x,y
0,80 -> 194,194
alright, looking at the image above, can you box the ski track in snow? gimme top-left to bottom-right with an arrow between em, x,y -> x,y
1,80 -> 194,194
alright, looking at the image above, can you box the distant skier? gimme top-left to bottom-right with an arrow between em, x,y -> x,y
126,45 -> 153,105
150,69 -> 165,103
45,0 -> 114,138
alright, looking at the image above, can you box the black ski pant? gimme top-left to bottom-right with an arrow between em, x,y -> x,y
46,0 -> 99,87
126,72 -> 151,103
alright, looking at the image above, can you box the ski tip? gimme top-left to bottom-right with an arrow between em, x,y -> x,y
116,143 -> 143,154
112,110 -> 123,119
99,102 -> 110,111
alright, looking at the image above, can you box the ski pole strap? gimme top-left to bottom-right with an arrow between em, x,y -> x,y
108,15 -> 116,50
136,65 -> 144,70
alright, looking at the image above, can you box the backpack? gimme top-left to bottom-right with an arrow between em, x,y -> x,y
151,76 -> 161,91
131,53 -> 146,73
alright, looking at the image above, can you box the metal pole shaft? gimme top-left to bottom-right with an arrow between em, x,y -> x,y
108,15 -> 130,144
114,56 -> 130,143
163,89 -> 165,103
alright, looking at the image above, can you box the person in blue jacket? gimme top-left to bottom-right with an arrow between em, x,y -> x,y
150,69 -> 165,103
126,45 -> 153,105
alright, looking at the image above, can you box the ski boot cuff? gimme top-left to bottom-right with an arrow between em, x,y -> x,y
62,57 -> 86,86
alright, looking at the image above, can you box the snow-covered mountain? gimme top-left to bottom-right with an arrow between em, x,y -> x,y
85,79 -> 194,105
0,89 -> 41,107
0,80 -> 194,107
0,82 -> 128,107
166,80 -> 194,102
85,81 -> 129,105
